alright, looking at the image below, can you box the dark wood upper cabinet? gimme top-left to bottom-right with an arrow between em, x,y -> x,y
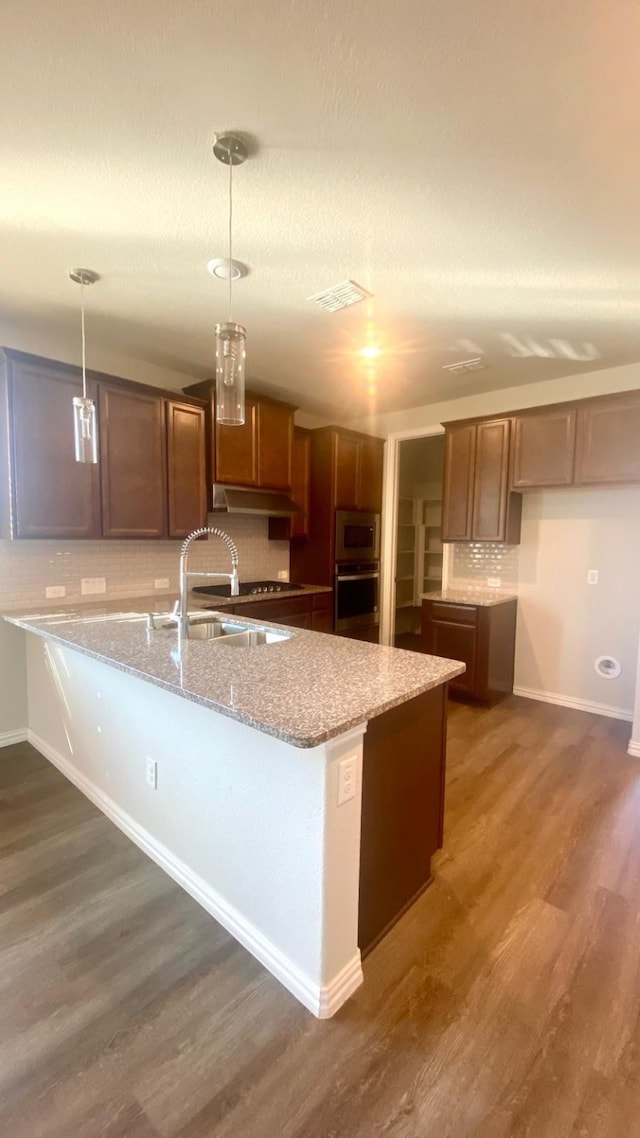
214,396 -> 258,486
1,352 -> 101,539
99,385 -> 167,539
182,381 -> 295,492
256,399 -> 293,490
512,408 -> 577,488
473,418 -> 513,541
574,392 -> 640,485
358,437 -> 386,513
442,418 -> 521,543
166,400 -> 207,538
334,433 -> 360,510
442,424 -> 475,541
268,426 -> 311,542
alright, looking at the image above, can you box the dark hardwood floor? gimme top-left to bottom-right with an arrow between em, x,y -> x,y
1,698 -> 639,1137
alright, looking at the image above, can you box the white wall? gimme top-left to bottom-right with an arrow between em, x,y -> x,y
349,361 -> 640,438
514,487 -> 640,718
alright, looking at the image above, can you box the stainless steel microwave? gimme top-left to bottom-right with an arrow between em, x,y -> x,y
335,510 -> 380,563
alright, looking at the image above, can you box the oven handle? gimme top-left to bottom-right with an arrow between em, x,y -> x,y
336,572 -> 380,582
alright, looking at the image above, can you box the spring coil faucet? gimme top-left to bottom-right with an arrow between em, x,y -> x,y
176,526 -> 240,637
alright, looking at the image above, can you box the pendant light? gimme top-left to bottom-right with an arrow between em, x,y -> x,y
212,132 -> 249,426
69,268 -> 100,463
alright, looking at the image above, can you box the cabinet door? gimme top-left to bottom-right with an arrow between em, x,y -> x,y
270,426 -> 311,541
334,433 -> 360,509
311,592 -> 333,632
428,619 -> 477,695
257,401 -> 293,490
100,385 -> 166,538
574,393 -> 640,484
512,409 -> 576,487
8,357 -> 100,538
472,418 -> 512,541
214,396 -> 258,486
357,437 -> 385,512
442,425 -> 476,541
235,595 -> 311,624
166,400 -> 207,539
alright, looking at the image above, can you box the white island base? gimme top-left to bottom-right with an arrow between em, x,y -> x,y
26,635 -> 365,1018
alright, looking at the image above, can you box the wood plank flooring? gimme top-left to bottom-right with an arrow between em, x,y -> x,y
1,697 -> 639,1137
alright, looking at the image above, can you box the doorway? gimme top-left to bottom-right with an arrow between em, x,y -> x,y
393,435 -> 445,650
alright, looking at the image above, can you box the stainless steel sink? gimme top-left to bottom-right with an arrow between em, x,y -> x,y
157,614 -> 292,646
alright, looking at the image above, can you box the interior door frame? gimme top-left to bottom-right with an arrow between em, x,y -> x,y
379,425 -> 449,647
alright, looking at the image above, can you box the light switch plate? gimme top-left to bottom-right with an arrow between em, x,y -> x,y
487,577 -> 501,588
587,569 -> 599,585
81,577 -> 106,595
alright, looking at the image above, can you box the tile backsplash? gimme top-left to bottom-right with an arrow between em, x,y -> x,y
449,542 -> 520,590
0,515 -> 290,611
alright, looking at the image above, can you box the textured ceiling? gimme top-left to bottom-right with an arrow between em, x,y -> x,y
1,0 -> 640,418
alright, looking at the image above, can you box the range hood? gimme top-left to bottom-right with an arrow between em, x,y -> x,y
211,485 -> 304,517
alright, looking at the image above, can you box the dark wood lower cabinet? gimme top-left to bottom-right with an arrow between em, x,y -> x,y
358,685 -> 447,955
221,590 -> 333,632
421,598 -> 517,703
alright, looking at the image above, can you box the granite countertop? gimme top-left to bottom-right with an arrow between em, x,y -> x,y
6,608 -> 464,749
420,588 -> 518,607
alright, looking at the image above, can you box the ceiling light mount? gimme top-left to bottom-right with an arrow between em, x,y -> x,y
207,257 -> 248,281
69,268 -> 100,287
212,132 -> 249,167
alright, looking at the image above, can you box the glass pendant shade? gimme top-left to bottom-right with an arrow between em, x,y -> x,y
215,321 -> 246,425
72,395 -> 98,464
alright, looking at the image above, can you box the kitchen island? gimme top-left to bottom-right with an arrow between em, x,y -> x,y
5,607 -> 463,1017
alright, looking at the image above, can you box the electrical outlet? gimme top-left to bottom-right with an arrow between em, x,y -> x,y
337,754 -> 357,806
81,577 -> 106,595
277,570 -> 289,581
487,577 -> 501,588
154,578 -> 170,590
587,569 -> 599,585
45,585 -> 66,599
145,757 -> 157,789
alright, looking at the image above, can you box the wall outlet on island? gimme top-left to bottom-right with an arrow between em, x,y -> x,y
81,577 -> 106,595
154,578 -> 170,590
337,754 -> 357,806
145,757 -> 157,790
45,585 -> 66,599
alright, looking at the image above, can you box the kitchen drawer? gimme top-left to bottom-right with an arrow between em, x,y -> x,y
429,602 -> 478,626
236,596 -> 311,622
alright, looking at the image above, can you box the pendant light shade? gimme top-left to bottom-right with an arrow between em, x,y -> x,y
212,132 -> 250,426
69,268 -> 100,464
72,395 -> 98,463
215,320 -> 246,425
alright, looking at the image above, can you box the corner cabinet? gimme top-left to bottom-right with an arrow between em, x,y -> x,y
0,349 -> 207,540
574,392 -> 640,485
442,418 -> 522,544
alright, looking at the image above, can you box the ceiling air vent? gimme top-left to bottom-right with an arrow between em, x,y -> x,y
308,280 -> 372,313
443,357 -> 490,376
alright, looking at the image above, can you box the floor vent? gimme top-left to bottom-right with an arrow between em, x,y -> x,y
308,280 -> 372,313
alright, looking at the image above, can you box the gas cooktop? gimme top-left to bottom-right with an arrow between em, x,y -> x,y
192,580 -> 303,599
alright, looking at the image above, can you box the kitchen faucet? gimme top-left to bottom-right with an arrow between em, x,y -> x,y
174,526 -> 240,637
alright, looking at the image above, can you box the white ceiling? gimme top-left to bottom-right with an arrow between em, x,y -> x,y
2,0 -> 640,419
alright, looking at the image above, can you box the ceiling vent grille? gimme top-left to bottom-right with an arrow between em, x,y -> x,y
308,280 -> 372,313
443,357 -> 489,376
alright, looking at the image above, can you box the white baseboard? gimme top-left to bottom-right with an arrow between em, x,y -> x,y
628,739 -> 640,758
27,730 -> 362,1019
0,728 -> 28,748
513,686 -> 633,723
